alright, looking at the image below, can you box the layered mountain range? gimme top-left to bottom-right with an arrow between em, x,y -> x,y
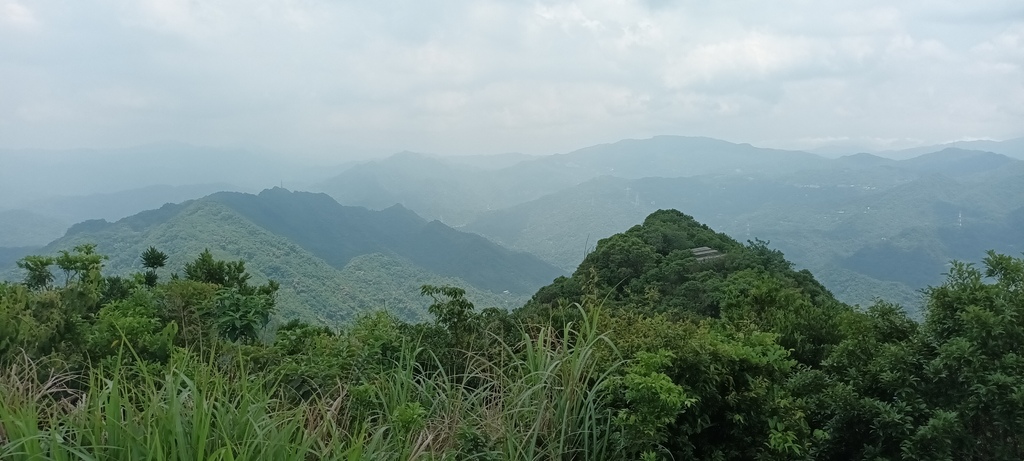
4,135 -> 1022,317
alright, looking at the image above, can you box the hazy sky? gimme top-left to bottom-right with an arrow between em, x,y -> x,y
1,0 -> 1022,157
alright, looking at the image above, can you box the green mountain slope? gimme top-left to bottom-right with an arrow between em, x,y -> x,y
463,174 -> 837,271
2,193 -> 552,324
206,188 -> 563,294
465,165 -> 1024,313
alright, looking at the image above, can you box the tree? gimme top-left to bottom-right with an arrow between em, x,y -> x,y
420,284 -> 481,372
141,246 -> 169,270
213,287 -> 275,343
421,284 -> 476,337
140,246 -> 168,287
16,255 -> 55,290
54,244 -> 106,287
184,249 -> 267,295
180,249 -> 278,343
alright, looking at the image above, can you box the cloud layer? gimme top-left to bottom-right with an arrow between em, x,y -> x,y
1,0 -> 1022,156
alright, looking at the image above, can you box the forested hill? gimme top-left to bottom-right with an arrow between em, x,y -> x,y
522,209 -> 842,357
204,188 -> 563,294
3,189 -> 563,323
462,150 -> 1024,313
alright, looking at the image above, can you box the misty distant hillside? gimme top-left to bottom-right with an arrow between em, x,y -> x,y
463,174 -> 843,272
834,152 -> 895,168
15,183 -> 243,224
315,136 -> 832,224
534,136 -> 831,178
2,189 -> 563,323
884,137 -> 1024,160
0,210 -> 69,247
8,135 -> 1024,320
443,152 -> 538,170
310,137 -> 1024,313
0,183 -> 249,249
315,151 -> 582,224
0,143 -> 335,207
897,148 -> 1017,178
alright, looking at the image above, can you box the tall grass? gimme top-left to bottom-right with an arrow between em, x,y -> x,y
0,308 -> 624,460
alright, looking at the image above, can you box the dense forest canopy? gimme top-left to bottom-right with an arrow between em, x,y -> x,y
2,209 -> 1022,460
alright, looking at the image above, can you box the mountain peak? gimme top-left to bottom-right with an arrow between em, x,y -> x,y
899,148 -> 1016,178
836,152 -> 892,167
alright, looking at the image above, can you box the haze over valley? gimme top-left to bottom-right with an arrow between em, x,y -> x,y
3,135 -> 1024,317
3,1 -> 1024,458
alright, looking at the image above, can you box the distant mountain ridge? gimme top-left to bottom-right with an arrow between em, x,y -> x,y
884,137 -> 1024,160
4,189 -> 564,323
17,183 -> 243,224
898,148 -> 1017,178
0,143 -> 340,208
8,134 -> 1024,322
542,136 -> 830,178
314,136 -> 833,224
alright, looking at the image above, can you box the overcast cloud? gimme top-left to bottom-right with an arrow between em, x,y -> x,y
1,0 -> 1022,157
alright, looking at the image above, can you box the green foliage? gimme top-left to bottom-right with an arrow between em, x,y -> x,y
603,313 -> 810,460
5,199 -> 527,325
54,243 -> 106,287
140,246 -> 168,270
86,289 -> 176,363
140,246 -> 168,287
525,209 -> 838,325
720,269 -> 847,366
186,248 -> 251,289
213,287 -> 275,343
422,284 -> 476,337
606,350 -> 693,458
15,255 -> 54,290
3,209 -> 1024,460
182,249 -> 279,344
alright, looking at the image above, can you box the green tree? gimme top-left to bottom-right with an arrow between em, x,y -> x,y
16,255 -> 55,290
213,288 -> 275,343
54,244 -> 106,287
421,284 -> 476,337
86,289 -> 177,364
140,246 -> 168,287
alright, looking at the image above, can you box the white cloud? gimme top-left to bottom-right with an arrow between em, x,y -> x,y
0,0 -> 1021,154
664,33 -> 827,89
0,0 -> 36,29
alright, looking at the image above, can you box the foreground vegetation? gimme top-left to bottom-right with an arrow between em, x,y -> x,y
2,210 -> 1023,460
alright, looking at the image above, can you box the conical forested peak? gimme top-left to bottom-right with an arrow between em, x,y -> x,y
526,209 -> 837,321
